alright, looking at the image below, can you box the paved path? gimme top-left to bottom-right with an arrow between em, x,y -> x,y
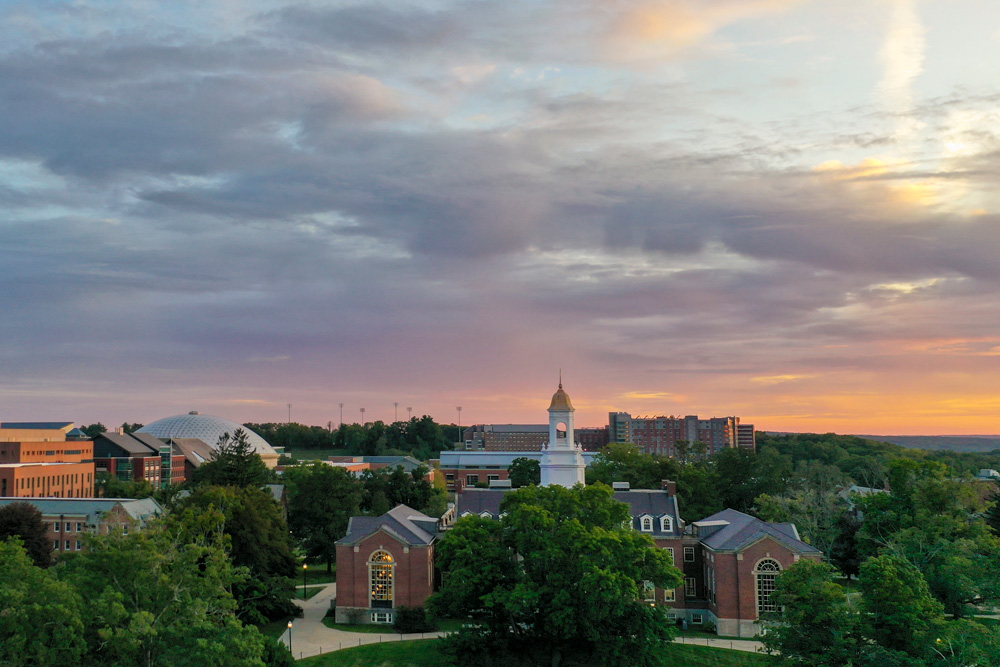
280,583 -> 447,661
674,636 -> 764,653
281,583 -> 762,660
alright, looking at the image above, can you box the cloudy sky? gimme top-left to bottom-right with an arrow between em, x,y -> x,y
3,0 -> 1000,435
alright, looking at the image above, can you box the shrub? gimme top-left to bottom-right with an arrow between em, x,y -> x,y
392,606 -> 438,633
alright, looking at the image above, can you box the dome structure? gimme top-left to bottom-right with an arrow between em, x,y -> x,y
548,382 -> 574,411
137,411 -> 278,467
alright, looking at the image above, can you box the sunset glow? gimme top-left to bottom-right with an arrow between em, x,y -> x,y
2,1 -> 1000,436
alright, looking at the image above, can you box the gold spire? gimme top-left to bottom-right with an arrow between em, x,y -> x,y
548,375 -> 574,411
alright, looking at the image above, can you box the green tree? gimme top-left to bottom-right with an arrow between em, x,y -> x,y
192,429 -> 272,488
755,487 -> 847,559
173,486 -> 297,623
829,512 -> 862,579
61,515 -> 267,667
0,502 -> 53,567
80,422 -> 107,437
859,554 -> 943,660
284,461 -> 362,572
0,538 -> 86,666
762,560 -> 858,666
508,457 -> 540,487
429,484 -> 683,667
120,422 -> 144,434
95,474 -> 157,499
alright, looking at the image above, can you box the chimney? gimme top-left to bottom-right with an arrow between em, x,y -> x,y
662,479 -> 677,495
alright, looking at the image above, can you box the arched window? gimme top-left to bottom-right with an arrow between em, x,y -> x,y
754,559 -> 781,614
369,550 -> 394,609
480,511 -> 492,519
660,515 -> 674,532
640,516 -> 653,532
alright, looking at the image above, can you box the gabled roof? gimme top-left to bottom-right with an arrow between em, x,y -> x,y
614,490 -> 683,537
169,438 -> 215,466
455,488 -> 682,536
694,508 -> 821,554
338,504 -> 438,547
0,497 -> 163,525
95,433 -> 157,456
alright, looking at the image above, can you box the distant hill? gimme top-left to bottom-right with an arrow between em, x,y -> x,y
854,435 -> 1000,453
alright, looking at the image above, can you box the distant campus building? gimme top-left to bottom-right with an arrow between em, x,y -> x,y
336,384 -> 817,636
0,422 -> 95,498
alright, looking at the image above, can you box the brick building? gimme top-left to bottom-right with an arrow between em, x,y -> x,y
93,432 -> 187,488
461,424 -> 608,452
0,497 -> 163,556
337,383 -> 818,632
0,423 -> 95,498
334,504 -> 438,624
609,413 -> 745,457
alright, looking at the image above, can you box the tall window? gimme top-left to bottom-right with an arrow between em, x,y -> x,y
684,546 -> 695,562
755,559 -> 781,614
663,547 -> 674,564
660,516 -> 673,532
369,550 -> 394,609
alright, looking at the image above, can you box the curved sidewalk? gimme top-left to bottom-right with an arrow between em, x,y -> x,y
280,583 -> 447,661
281,584 -> 762,660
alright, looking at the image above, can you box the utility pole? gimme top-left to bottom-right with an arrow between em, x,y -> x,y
360,407 -> 366,426
407,406 -> 413,421
456,406 -> 462,446
339,403 -> 344,427
287,404 -> 291,424
394,402 -> 399,422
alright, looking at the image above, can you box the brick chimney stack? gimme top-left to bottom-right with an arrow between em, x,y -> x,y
662,479 -> 677,495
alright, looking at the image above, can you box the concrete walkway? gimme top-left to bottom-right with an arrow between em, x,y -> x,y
281,583 -> 762,660
674,636 -> 764,653
280,583 -> 447,661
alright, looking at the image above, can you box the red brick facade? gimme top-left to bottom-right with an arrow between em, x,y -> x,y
335,528 -> 435,624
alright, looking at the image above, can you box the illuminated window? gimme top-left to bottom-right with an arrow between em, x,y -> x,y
664,588 -> 675,602
755,559 -> 781,614
369,550 -> 394,609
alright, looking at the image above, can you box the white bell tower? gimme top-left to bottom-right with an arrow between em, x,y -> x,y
540,375 -> 586,487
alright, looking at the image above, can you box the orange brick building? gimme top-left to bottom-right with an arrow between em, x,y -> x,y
0,422 -> 95,498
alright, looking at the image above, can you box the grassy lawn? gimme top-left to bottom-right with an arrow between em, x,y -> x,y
288,449 -> 348,460
257,618 -> 295,640
294,587 -> 324,601
972,616 -> 1000,627
302,570 -> 337,585
297,639 -> 772,667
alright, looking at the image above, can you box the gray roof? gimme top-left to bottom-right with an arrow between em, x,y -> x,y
0,497 -> 163,525
694,508 -> 821,554
266,484 -> 286,503
456,488 -> 682,535
169,438 -> 216,466
0,422 -> 73,430
614,490 -> 683,536
96,433 -> 157,456
363,456 -> 425,472
338,504 -> 438,547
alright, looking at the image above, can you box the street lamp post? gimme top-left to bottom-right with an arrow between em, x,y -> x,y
302,563 -> 308,598
287,621 -> 293,655
339,403 -> 344,427
360,407 -> 366,425
394,402 -> 399,422
407,406 -> 412,421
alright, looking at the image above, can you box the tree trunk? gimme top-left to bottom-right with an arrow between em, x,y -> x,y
551,647 -> 562,667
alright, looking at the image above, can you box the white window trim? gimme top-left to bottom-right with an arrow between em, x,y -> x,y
660,515 -> 674,532
640,515 -> 653,532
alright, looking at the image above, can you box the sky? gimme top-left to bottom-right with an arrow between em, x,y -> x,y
3,0 -> 1000,435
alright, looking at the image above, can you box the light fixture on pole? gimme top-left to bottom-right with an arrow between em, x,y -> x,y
394,402 -> 399,422
287,404 -> 292,424
287,621 -> 293,655
407,406 -> 413,421
360,407 -> 366,425
339,403 -> 344,427
456,406 -> 462,445
302,563 -> 308,598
